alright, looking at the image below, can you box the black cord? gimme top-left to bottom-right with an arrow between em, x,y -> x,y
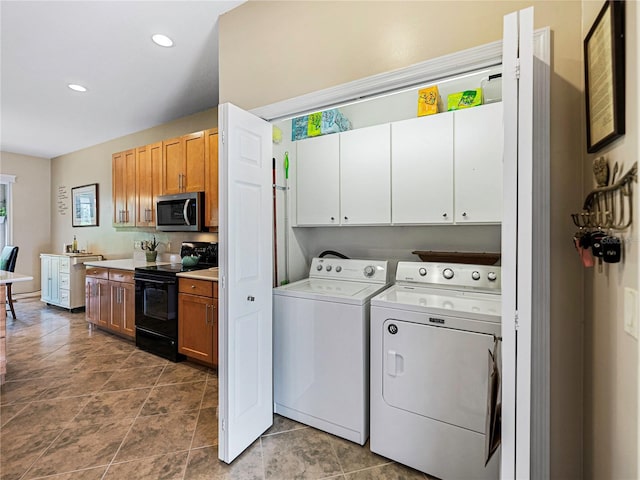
318,250 -> 349,259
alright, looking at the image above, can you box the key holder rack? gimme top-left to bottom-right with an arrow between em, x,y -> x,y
571,161 -> 637,231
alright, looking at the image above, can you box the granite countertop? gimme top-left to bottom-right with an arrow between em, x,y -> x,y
177,268 -> 219,281
83,259 -> 173,271
0,271 -> 33,285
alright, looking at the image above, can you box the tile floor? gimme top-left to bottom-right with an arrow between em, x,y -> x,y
1,297 -> 435,480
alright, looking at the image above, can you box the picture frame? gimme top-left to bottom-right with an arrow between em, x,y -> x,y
72,183 -> 99,227
584,0 -> 625,153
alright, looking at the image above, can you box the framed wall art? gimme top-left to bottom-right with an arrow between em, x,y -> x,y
584,0 -> 625,153
72,183 -> 99,227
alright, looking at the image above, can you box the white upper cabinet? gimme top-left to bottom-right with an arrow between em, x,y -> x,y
454,102 -> 503,223
296,134 -> 340,226
339,124 -> 391,224
391,112 -> 454,224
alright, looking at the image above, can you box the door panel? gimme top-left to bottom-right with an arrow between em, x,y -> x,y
218,103 -> 273,463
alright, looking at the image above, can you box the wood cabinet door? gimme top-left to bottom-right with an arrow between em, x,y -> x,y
340,124 -> 391,224
454,102 -> 503,223
112,151 -> 126,225
178,293 -> 214,365
163,137 -> 184,194
109,282 -> 123,333
204,128 -> 219,228
211,297 -> 218,367
183,131 -> 206,192
391,113 -> 454,224
124,149 -> 137,226
96,278 -> 110,329
296,134 -> 340,225
136,141 -> 163,227
85,277 -> 99,324
120,282 -> 136,338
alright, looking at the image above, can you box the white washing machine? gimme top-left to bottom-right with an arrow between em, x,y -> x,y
273,257 -> 391,445
370,261 -> 501,479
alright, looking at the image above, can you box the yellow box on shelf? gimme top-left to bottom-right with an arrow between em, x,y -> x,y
447,88 -> 483,111
417,85 -> 440,117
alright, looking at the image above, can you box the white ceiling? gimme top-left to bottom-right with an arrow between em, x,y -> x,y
0,0 -> 244,159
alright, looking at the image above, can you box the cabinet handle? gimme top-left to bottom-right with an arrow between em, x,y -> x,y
205,304 -> 210,325
247,295 -> 255,302
344,216 -> 348,221
442,213 -> 448,218
462,212 -> 468,217
330,216 -> 335,221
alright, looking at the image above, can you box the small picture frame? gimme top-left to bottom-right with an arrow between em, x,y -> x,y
584,0 -> 625,153
72,183 -> 99,227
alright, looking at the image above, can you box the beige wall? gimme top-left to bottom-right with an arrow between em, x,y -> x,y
582,1 -> 638,478
0,152 -> 51,293
50,108 -> 219,261
219,1 -> 585,478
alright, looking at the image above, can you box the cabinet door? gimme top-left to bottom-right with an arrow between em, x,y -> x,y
183,131 -> 206,193
136,142 -> 163,226
163,137 -> 183,194
85,277 -> 99,324
49,256 -> 60,303
178,293 -> 214,365
340,124 -> 391,224
109,282 -> 123,333
120,282 -> 136,338
391,113 -> 454,224
112,151 -> 126,225
204,128 -> 219,228
454,103 -> 503,223
296,134 -> 340,225
124,149 -> 137,225
113,149 -> 136,226
40,256 -> 51,302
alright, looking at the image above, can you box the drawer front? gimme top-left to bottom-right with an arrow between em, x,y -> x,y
59,257 -> 70,272
213,281 -> 218,298
59,273 -> 70,289
59,290 -> 70,307
179,278 -> 213,297
108,269 -> 135,284
86,266 -> 109,279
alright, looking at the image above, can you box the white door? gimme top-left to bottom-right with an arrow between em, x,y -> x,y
502,7 -> 550,479
340,123 -> 391,224
391,113 -> 454,224
218,103 -> 273,464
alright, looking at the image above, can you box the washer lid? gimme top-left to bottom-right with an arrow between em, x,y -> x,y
273,278 -> 390,304
371,285 -> 501,323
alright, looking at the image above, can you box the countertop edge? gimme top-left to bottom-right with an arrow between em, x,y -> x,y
176,271 -> 219,281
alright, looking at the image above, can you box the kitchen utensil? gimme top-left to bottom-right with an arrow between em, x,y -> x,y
592,156 -> 609,186
181,255 -> 200,267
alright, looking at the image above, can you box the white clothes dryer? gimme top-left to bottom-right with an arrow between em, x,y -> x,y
273,257 -> 391,445
370,261 -> 501,479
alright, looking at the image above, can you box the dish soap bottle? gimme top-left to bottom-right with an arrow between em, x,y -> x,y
72,235 -> 78,253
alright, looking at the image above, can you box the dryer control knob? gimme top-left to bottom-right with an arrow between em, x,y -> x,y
364,266 -> 376,277
316,264 -> 323,271
488,272 -> 497,281
335,266 -> 342,273
443,268 -> 454,280
472,271 -> 481,280
326,265 -> 332,272
418,267 -> 427,276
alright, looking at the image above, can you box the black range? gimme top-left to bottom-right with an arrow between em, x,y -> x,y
134,241 -> 218,361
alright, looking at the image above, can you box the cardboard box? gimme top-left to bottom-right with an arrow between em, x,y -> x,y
447,88 -> 483,111
417,85 -> 440,117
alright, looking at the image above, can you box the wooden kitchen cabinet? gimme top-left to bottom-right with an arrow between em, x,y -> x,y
162,131 -> 206,195
85,267 -> 110,329
85,267 -> 135,339
113,149 -> 137,226
296,134 -> 340,226
204,128 -> 219,228
135,141 -> 163,227
454,102 -> 503,224
178,278 -> 218,367
391,112 -> 454,224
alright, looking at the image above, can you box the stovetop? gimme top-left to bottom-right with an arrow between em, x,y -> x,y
134,241 -> 218,277
137,263 -> 212,274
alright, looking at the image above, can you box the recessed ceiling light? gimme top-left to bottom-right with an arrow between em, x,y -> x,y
68,84 -> 87,92
152,34 -> 173,47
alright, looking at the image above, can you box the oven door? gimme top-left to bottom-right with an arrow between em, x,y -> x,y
134,274 -> 178,338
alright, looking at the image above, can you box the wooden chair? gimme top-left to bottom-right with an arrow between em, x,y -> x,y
0,246 -> 19,319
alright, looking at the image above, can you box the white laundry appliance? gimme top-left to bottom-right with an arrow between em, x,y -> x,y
273,257 -> 391,445
370,261 -> 501,479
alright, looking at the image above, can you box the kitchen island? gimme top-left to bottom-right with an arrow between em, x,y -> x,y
1,271 -> 34,384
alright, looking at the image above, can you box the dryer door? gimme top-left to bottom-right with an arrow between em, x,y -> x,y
382,318 -> 494,433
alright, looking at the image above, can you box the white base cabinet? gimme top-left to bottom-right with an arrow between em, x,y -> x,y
41,254 -> 102,311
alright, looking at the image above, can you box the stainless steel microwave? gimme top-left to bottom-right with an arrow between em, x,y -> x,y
156,192 -> 203,231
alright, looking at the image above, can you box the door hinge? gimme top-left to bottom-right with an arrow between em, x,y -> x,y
514,311 -> 520,330
221,130 -> 225,145
221,419 -> 226,431
221,275 -> 225,289
515,58 -> 521,79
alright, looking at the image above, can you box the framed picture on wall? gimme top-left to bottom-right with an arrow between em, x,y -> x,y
72,183 -> 99,227
584,0 -> 625,153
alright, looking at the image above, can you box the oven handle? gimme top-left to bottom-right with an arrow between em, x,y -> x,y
184,199 -> 192,226
135,277 -> 176,285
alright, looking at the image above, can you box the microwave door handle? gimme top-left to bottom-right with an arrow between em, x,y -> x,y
183,199 -> 192,226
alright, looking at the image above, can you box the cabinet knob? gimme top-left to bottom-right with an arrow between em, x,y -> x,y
442,213 -> 447,217
344,216 -> 348,221
330,217 -> 335,221
462,212 -> 467,217
247,295 -> 255,302
191,284 -> 196,289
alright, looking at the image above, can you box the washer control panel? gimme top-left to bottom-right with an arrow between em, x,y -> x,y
395,261 -> 501,292
309,257 -> 390,284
